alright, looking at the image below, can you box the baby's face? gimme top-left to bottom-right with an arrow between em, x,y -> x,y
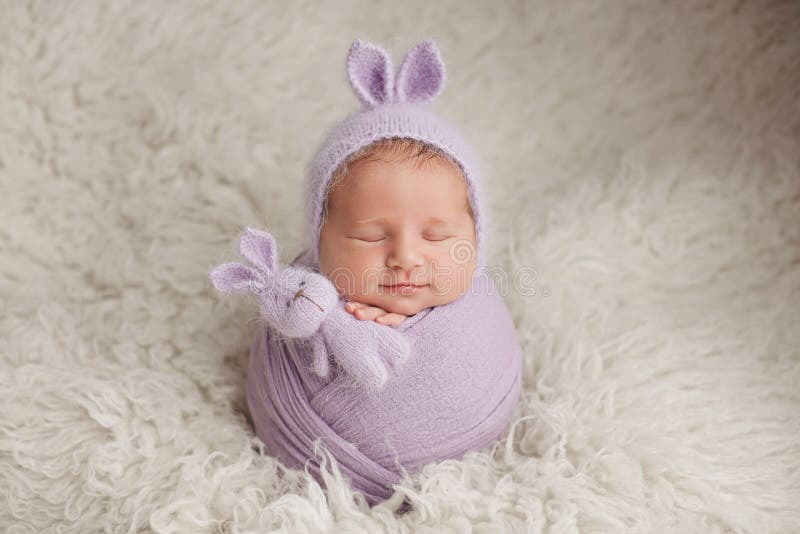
319,155 -> 477,316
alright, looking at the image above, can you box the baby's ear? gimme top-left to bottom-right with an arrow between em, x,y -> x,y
347,38 -> 394,108
395,40 -> 446,105
240,227 -> 278,272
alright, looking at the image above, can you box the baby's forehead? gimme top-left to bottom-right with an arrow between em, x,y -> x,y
323,147 -> 474,219
334,194 -> 472,225
342,157 -> 466,189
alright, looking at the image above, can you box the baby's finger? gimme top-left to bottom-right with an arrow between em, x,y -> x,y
375,313 -> 407,327
353,305 -> 385,321
345,301 -> 361,314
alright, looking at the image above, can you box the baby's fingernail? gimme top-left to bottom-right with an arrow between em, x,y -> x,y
376,316 -> 385,323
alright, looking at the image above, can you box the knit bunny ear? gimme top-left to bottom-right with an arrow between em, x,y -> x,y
240,227 -> 278,273
209,262 -> 256,294
395,40 -> 446,105
347,39 -> 394,108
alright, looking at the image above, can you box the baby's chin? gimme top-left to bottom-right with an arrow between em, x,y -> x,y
357,287 -> 464,317
372,297 -> 429,317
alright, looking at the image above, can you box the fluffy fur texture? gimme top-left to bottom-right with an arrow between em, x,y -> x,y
1,0 -> 799,532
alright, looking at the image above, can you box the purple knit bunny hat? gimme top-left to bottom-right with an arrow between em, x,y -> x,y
302,38 -> 488,270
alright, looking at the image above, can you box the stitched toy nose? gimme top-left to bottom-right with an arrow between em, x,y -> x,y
293,289 -> 325,312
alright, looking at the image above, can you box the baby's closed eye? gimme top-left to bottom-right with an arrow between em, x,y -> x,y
422,233 -> 453,242
348,233 -> 454,242
349,235 -> 386,243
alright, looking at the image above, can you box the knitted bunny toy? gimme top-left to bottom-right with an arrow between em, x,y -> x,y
210,227 -> 411,392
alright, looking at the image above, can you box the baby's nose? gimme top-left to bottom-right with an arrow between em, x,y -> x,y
386,238 -> 424,271
387,255 -> 423,275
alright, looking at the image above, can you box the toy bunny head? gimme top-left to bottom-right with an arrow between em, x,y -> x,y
210,228 -> 339,338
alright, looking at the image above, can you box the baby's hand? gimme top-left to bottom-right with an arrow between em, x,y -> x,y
345,301 -> 407,327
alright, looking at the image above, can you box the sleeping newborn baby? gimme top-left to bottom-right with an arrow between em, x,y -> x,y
319,136 -> 477,326
211,38 -> 522,508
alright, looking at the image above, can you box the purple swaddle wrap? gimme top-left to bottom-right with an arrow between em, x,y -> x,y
210,38 -> 523,505
211,229 -> 522,505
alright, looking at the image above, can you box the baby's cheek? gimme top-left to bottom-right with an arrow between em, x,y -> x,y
334,260 -> 381,300
430,259 -> 475,301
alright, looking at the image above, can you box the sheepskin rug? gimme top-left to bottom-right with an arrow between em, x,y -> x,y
2,0 -> 799,532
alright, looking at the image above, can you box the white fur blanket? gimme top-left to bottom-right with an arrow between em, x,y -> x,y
1,1 -> 798,532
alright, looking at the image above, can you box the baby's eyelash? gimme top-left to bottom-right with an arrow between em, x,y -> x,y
349,235 -> 454,242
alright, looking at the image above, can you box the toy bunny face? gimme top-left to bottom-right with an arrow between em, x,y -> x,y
210,228 -> 340,338
258,267 -> 339,339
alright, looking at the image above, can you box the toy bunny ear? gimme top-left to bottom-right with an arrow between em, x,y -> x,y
395,40 -> 446,105
210,262 -> 256,294
240,227 -> 278,273
347,38 -> 394,108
